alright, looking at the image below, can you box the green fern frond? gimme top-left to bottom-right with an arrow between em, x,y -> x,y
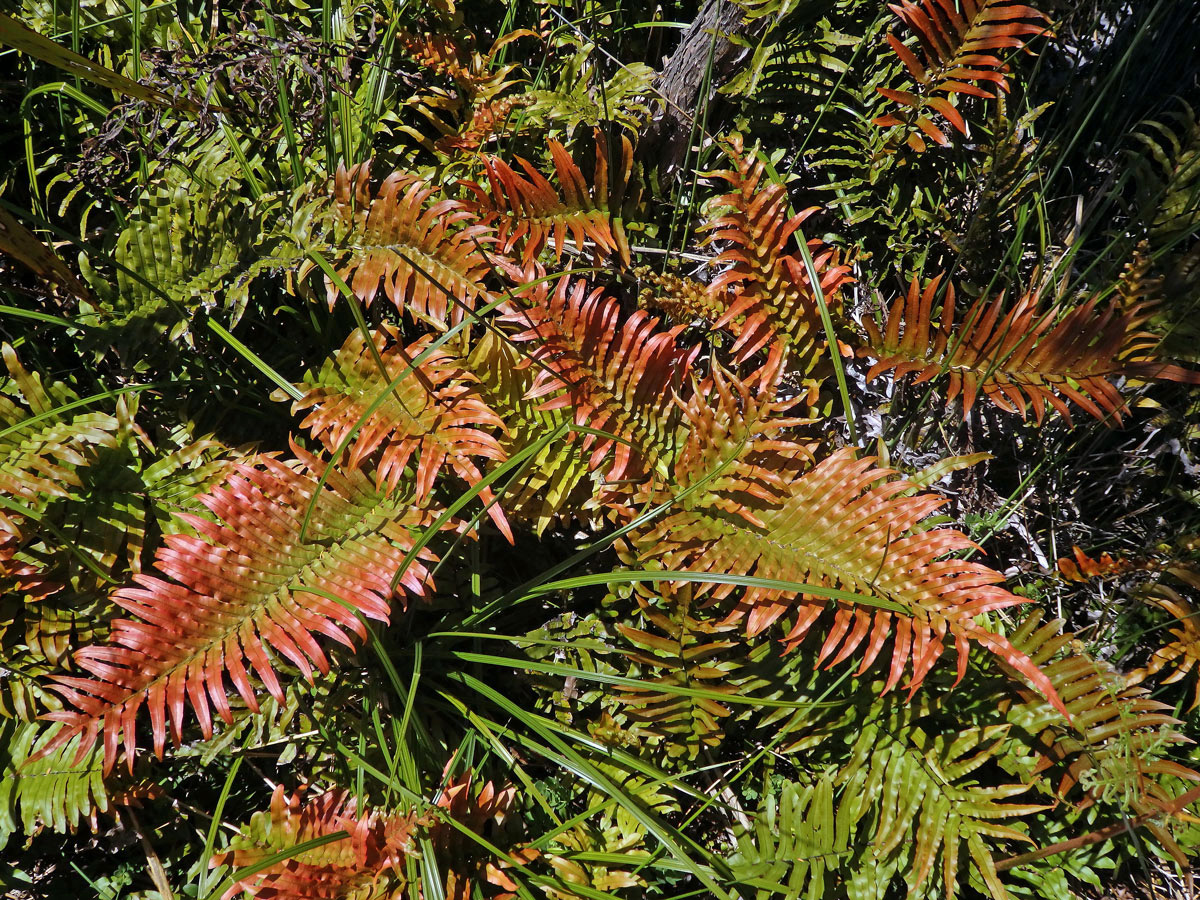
526,46 -> 655,138
464,330 -> 591,534
614,584 -> 741,759
77,143 -> 261,351
0,721 -> 107,850
1131,99 -> 1200,245
840,711 -> 1043,899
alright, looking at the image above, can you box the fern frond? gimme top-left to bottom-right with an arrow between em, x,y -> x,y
324,162 -> 493,329
290,325 -> 511,539
728,772 -> 848,900
702,137 -> 852,365
0,721 -> 107,850
500,275 -> 697,485
873,0 -> 1051,151
859,275 -> 1200,425
428,771 -> 539,900
636,401 -> 1059,706
45,444 -> 436,773
614,584 -> 741,759
216,785 -> 417,900
435,93 -> 536,156
0,344 -> 139,610
840,713 -> 1043,899
77,143 -> 261,348
463,134 -> 634,265
464,330 -> 591,534
1131,99 -> 1200,244
1129,574 -> 1200,711
1003,610 -> 1198,866
525,46 -> 655,139
397,29 -> 525,104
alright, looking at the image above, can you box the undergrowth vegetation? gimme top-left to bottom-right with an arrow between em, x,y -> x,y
1,0 -> 1200,897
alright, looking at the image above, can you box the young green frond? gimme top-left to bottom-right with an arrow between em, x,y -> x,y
840,715 -> 1044,899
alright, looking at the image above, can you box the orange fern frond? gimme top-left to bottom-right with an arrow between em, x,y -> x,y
702,137 -> 851,364
1130,577 -> 1200,711
396,30 -> 525,103
874,0 -> 1052,151
1055,545 -> 1136,582
435,93 -> 535,155
859,275 -> 1200,425
216,785 -> 418,900
430,771 -> 540,900
44,444 -> 436,773
661,348 -> 815,525
635,416 -> 1062,709
290,325 -> 512,540
325,162 -> 494,329
463,133 -> 633,265
500,275 -> 698,483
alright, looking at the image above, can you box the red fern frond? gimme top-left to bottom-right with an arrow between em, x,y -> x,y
44,444 -> 436,773
463,133 -> 633,265
291,325 -> 512,540
702,137 -> 851,364
859,275 -> 1200,425
635,405 -> 1062,709
326,162 -> 494,328
500,275 -> 698,483
430,771 -> 539,900
874,0 -> 1052,150
216,785 -> 418,900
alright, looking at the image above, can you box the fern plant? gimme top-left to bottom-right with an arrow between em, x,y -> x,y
2,0 -> 1200,898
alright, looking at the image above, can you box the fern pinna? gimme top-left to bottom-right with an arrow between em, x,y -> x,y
5,4 -> 1200,897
